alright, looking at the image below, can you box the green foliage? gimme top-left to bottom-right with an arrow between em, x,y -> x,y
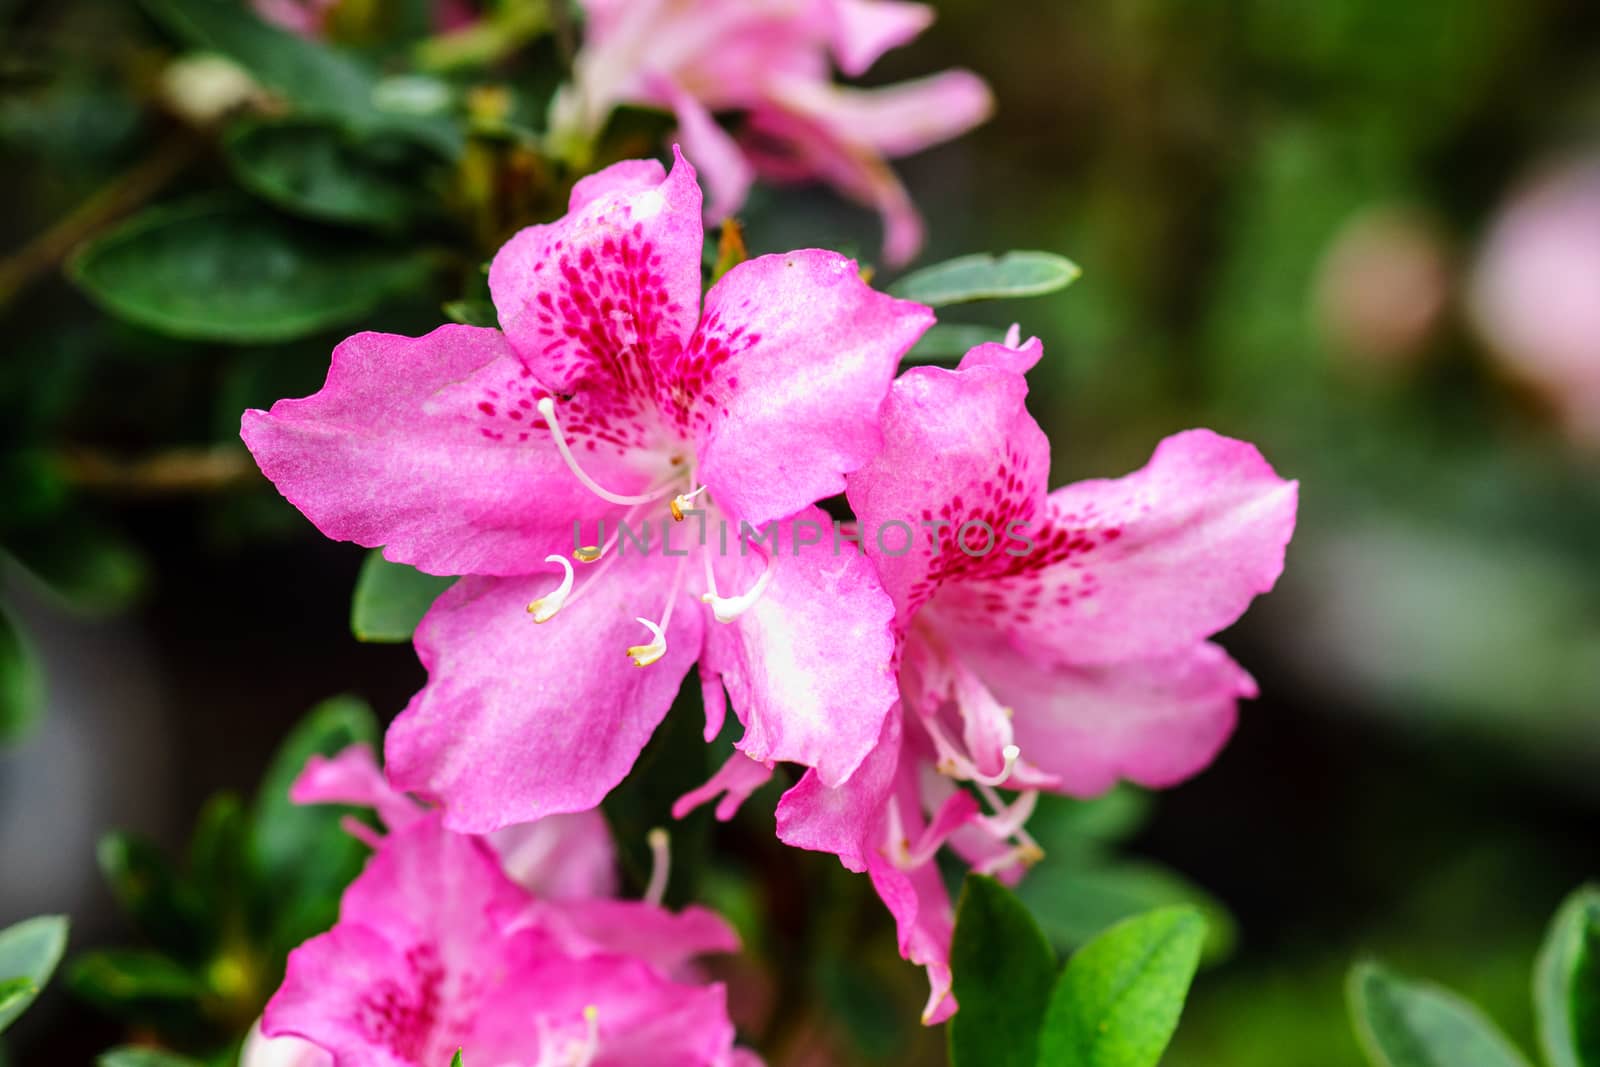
890,251 -> 1081,306
69,198 -> 435,343
349,551 -> 455,643
442,299 -> 498,328
97,1048 -> 205,1067
140,0 -> 462,157
902,323 -> 1009,364
1037,906 -> 1206,1067
1535,887 -> 1600,1067
947,875 -> 1057,1067
1017,791 -> 1235,963
451,1050 -> 464,1067
5,522 -> 147,618
224,120 -> 441,231
0,605 -> 43,745
0,916 -> 69,1034
1348,963 -> 1534,1067
250,695 -> 380,956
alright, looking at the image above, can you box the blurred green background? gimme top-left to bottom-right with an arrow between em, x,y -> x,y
1,0 -> 1597,1063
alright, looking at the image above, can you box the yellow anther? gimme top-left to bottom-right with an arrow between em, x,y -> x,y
573,545 -> 603,563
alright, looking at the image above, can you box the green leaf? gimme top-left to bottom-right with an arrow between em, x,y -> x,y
1036,905 -> 1206,1067
350,551 -> 454,643
890,251 -> 1081,307
1348,962 -> 1534,1067
141,0 -> 461,157
0,606 -> 44,746
1018,861 -> 1236,964
901,323 -> 1008,364
187,793 -> 248,930
1535,886 -> 1600,1067
947,875 -> 1057,1067
5,521 -> 146,617
442,299 -> 497,328
97,834 -> 206,960
97,1047 -> 204,1067
250,695 -> 378,954
451,1051 -> 464,1067
69,198 -> 434,344
225,120 -> 438,231
0,915 -> 68,1033
67,950 -> 207,1009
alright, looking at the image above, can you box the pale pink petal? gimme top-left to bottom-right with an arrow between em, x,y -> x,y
528,898 -> 740,973
242,326 -> 612,577
488,150 -> 704,404
957,331 -> 1044,376
932,430 -> 1298,665
290,743 -> 422,832
768,71 -> 993,158
774,705 -> 902,872
240,1020 -> 331,1067
689,252 -> 932,527
845,362 -> 1049,629
264,817 -> 538,1065
702,509 -> 899,786
826,0 -> 934,76
488,810 -> 620,901
867,852 -> 955,1025
385,555 -> 704,833
662,87 -> 755,223
973,640 -> 1256,796
673,751 -> 775,821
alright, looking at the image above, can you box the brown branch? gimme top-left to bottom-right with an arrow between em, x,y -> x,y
55,445 -> 261,496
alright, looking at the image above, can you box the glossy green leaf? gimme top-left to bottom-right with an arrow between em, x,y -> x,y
225,120 -> 438,230
141,0 -> 461,157
250,695 -> 378,954
901,323 -> 1008,364
1019,861 -> 1235,965
1036,906 -> 1206,1067
451,1051 -> 464,1067
1348,962 -> 1534,1067
0,915 -> 68,1033
0,606 -> 43,745
889,251 -> 1081,306
67,950 -> 207,1009
1535,886 -> 1600,1067
97,1049 -> 204,1067
69,199 -> 434,344
947,875 -> 1057,1067
350,551 -> 454,643
187,793 -> 248,930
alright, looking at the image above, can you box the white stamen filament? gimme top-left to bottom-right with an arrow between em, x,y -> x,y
538,397 -> 677,507
669,483 -> 708,521
526,554 -> 575,622
700,539 -> 777,623
643,827 -> 671,907
626,549 -> 689,666
973,840 -> 1046,875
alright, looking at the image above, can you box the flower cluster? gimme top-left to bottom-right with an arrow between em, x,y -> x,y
243,148 -> 1295,1058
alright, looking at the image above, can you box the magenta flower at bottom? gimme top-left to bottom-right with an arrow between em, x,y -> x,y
256,745 -> 755,1067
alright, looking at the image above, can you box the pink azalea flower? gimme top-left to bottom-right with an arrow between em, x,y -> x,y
252,0 -> 476,37
552,0 -> 992,266
256,743 -> 754,1066
685,330 -> 1298,1020
241,152 -> 930,833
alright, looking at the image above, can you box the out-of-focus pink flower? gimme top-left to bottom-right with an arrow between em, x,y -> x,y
688,330 -> 1297,1021
257,744 -> 753,1066
242,153 -> 929,834
252,0 -> 338,36
1470,160 -> 1600,445
1315,207 -> 1452,366
552,0 -> 992,266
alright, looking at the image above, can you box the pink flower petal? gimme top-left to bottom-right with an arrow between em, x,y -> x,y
702,509 -> 899,786
673,751 -> 775,821
690,252 -> 932,527
662,87 -> 755,222
527,898 -> 740,974
934,429 -> 1298,665
289,743 -> 422,832
975,640 -> 1256,796
242,326 -> 610,577
774,705 -> 902,872
488,810 -> 620,901
825,0 -> 934,77
385,556 -> 704,833
489,150 -> 704,402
